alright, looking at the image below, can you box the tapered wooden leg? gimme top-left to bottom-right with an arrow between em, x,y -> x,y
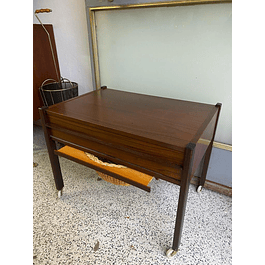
198,103 -> 222,191
166,143 -> 195,257
45,138 -> 64,191
172,171 -> 191,251
39,107 -> 64,191
199,142 -> 213,188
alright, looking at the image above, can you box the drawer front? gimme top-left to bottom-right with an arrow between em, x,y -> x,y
47,114 -> 183,182
48,114 -> 185,166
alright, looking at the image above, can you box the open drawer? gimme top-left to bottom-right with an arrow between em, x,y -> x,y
55,146 -> 153,192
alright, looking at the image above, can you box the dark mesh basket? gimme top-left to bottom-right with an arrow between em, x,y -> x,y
39,78 -> 78,106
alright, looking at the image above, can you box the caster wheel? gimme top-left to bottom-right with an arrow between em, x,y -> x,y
166,248 -> 178,258
58,189 -> 63,198
197,185 -> 203,193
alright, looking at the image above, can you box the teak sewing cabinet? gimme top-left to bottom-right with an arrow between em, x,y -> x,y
39,86 -> 221,257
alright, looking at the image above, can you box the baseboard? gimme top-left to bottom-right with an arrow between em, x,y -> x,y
191,175 -> 232,197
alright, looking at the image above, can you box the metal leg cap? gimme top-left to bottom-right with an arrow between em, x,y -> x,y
196,185 -> 203,193
58,189 -> 63,198
166,248 -> 178,258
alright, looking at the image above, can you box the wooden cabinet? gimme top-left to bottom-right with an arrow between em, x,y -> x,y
39,87 -> 222,255
33,24 -> 60,121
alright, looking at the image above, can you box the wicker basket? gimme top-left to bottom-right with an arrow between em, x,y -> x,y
85,152 -> 130,186
96,172 -> 130,186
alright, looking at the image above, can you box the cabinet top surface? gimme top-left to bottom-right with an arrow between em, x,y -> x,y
47,88 -> 217,148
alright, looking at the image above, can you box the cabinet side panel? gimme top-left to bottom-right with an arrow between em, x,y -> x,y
191,110 -> 218,176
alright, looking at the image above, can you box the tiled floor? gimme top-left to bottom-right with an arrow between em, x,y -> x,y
33,125 -> 232,264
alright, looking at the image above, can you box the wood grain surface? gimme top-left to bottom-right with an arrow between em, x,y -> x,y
47,88 -> 216,149
45,88 -> 218,182
33,24 -> 60,121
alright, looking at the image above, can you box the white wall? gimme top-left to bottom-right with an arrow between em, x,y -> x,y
95,3 -> 232,145
33,0 -> 93,95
